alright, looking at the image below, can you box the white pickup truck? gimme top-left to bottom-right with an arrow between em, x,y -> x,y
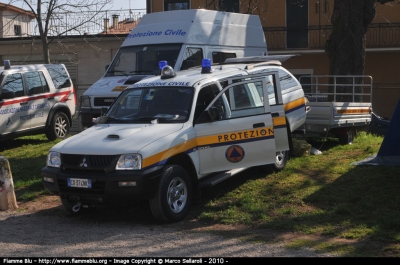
42,56 -> 307,222
298,75 -> 372,144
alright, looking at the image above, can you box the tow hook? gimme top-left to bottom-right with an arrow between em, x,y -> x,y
72,202 -> 81,212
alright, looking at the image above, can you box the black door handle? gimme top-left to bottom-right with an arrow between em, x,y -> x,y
271,112 -> 279,117
20,101 -> 28,105
253,123 -> 265,128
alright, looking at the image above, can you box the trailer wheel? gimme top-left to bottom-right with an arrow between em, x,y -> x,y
150,165 -> 192,222
338,128 -> 355,145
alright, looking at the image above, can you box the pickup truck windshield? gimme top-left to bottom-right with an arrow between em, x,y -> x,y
103,87 -> 194,123
105,44 -> 182,77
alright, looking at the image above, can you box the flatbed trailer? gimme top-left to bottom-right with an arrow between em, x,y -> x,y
297,75 -> 372,144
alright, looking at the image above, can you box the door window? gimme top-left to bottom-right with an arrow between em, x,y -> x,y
212,52 -> 236,64
26,71 -> 50,95
181,48 -> 203,70
218,81 -> 265,119
194,83 -> 220,122
2,73 -> 24,98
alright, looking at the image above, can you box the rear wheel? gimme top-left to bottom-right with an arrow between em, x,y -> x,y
272,150 -> 289,171
150,165 -> 192,222
46,112 -> 70,141
260,150 -> 289,173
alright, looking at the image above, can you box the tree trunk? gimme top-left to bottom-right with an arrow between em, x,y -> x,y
325,0 -> 377,102
41,38 -> 51,64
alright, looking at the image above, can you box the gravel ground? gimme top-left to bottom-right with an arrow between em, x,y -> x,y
0,195 -> 338,257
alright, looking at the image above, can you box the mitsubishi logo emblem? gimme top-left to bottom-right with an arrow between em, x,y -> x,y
80,158 -> 88,167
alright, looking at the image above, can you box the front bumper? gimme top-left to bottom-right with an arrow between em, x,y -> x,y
41,165 -> 163,206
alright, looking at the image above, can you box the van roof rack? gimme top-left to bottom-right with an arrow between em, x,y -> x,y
223,54 -> 299,69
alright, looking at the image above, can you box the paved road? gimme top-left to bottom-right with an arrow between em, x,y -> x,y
0,196 -> 336,257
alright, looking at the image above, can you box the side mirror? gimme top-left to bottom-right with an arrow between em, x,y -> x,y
207,106 -> 220,122
101,107 -> 109,116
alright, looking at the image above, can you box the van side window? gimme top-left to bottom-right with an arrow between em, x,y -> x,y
2,73 -> 24,98
212,52 -> 236,63
45,66 -> 71,89
26,71 -> 50,95
181,48 -> 203,70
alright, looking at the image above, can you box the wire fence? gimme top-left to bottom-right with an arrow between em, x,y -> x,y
1,9 -> 146,37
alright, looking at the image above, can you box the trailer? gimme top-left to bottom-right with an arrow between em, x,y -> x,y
297,75 -> 373,144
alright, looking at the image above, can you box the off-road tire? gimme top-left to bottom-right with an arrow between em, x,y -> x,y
46,112 -> 70,141
271,150 -> 289,172
150,165 -> 192,222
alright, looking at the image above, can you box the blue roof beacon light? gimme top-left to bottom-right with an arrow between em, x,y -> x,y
201,58 -> 212,74
158,60 -> 167,70
4,60 -> 10,70
159,61 -> 176,79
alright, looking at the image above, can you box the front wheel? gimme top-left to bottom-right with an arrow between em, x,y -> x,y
46,112 -> 70,141
150,165 -> 192,222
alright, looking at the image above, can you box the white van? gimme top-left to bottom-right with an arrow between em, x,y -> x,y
79,9 -> 268,129
42,56 -> 306,222
0,61 -> 77,141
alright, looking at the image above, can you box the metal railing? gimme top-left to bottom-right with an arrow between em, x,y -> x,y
299,75 -> 373,103
265,23 -> 400,50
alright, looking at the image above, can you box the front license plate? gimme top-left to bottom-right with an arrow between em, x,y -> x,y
67,178 -> 92,189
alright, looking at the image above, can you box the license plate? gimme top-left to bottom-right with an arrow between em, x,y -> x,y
67,178 -> 92,189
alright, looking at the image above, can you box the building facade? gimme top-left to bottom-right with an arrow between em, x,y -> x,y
0,3 -> 34,38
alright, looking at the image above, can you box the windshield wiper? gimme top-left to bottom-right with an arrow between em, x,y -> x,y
107,70 -> 129,76
133,116 -> 178,123
129,70 -> 155,74
100,117 -> 132,124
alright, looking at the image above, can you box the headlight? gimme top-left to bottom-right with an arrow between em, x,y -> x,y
47,152 -> 61,168
116,154 -> 142,170
80,96 -> 91,108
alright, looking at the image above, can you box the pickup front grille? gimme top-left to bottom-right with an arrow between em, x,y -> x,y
61,154 -> 119,173
94,97 -> 116,106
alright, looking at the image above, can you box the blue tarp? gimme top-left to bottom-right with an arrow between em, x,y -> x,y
351,99 -> 400,167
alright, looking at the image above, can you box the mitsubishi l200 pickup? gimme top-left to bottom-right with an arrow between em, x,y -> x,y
42,56 -> 306,222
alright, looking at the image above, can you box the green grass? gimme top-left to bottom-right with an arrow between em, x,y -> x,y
2,132 -> 400,256
0,134 -> 62,200
197,132 -> 400,256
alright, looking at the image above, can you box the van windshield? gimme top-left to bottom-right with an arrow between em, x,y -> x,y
101,87 -> 194,124
105,44 -> 182,77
